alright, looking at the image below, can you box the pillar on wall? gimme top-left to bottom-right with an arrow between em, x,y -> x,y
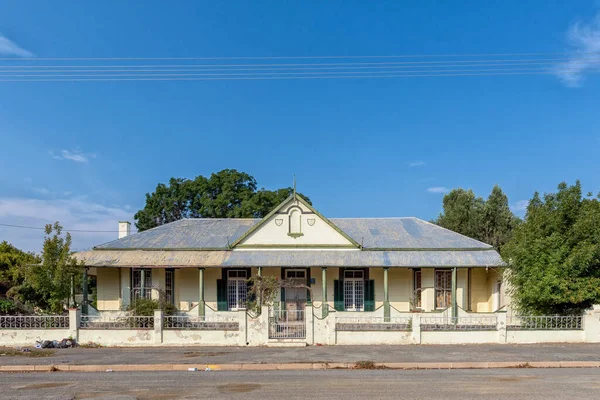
70,275 -> 76,308
383,267 -> 390,321
198,268 -> 205,318
321,267 -> 328,318
82,267 -> 89,315
451,267 -> 457,320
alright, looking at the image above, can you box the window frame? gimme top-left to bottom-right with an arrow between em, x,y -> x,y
343,269 -> 365,312
434,269 -> 452,309
227,269 -> 248,311
413,268 -> 422,310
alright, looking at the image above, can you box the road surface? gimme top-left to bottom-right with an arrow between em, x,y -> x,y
2,368 -> 600,399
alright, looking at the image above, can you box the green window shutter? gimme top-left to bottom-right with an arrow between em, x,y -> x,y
364,279 -> 375,311
217,279 -> 228,311
280,268 -> 286,310
334,279 -> 344,311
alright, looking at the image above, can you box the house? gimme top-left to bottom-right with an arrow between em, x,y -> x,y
75,193 -> 506,323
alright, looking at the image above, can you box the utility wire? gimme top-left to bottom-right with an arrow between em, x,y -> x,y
1,51 -> 599,61
0,69 -> 595,82
1,59 -> 600,74
0,65 -> 590,78
0,222 -> 131,233
1,56 -> 599,69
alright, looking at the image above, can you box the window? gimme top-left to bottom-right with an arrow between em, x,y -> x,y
132,269 -> 152,301
227,270 -> 248,310
344,270 -> 364,311
413,269 -> 422,309
165,269 -> 174,305
435,270 -> 452,309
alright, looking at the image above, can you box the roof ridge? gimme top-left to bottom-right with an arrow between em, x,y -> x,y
329,217 -> 417,220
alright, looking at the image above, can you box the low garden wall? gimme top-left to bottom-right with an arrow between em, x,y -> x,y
1,308 -> 599,347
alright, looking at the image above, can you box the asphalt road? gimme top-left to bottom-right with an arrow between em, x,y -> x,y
2,369 -> 600,399
3,343 -> 600,366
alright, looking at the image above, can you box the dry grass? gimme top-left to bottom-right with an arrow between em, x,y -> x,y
354,360 -> 388,370
79,341 -> 103,348
0,346 -> 55,357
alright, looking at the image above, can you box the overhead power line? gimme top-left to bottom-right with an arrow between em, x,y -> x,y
1,53 -> 595,82
1,51 -> 599,61
0,69 -> 595,83
0,222 -> 128,233
1,56 -> 599,69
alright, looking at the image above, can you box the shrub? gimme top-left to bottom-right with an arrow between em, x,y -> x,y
0,298 -> 16,314
128,298 -> 177,316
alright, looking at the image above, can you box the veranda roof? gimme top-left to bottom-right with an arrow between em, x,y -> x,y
74,248 -> 503,268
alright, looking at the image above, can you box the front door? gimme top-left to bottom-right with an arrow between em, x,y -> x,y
285,269 -> 307,316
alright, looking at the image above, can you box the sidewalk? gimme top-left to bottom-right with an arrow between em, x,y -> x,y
1,344 -> 600,369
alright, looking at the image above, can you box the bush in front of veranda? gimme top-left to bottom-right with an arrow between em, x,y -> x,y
127,298 -> 177,316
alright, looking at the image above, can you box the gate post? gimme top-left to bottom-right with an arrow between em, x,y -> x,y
69,308 -> 80,341
154,309 -> 164,344
411,313 -> 421,344
497,312 -> 507,343
306,305 -> 314,344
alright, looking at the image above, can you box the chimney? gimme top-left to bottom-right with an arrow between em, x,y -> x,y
118,221 -> 131,239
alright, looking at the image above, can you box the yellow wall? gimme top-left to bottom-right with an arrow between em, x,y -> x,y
389,268 -> 412,311
97,268 -> 121,310
94,266 -> 501,313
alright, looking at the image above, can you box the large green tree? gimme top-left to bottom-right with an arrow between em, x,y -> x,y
0,241 -> 39,298
503,181 -> 600,315
134,169 -> 311,231
434,185 -> 518,249
9,222 -> 82,313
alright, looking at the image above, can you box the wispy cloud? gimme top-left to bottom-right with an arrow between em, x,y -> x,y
511,200 -> 529,212
408,161 -> 426,167
0,33 -> 33,57
426,186 -> 449,194
555,12 -> 600,87
50,149 -> 96,163
0,196 -> 134,252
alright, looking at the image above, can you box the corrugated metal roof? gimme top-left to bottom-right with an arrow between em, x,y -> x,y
94,217 -> 491,250
95,219 -> 261,250
74,249 -> 503,268
330,218 -> 491,249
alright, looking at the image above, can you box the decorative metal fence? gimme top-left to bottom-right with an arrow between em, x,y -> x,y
335,316 -> 412,331
79,316 -> 154,330
0,315 -> 69,329
269,308 -> 306,339
164,316 -> 239,331
420,316 -> 498,331
507,315 -> 583,331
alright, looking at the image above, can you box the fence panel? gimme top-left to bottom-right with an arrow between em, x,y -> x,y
420,316 -> 498,331
0,316 -> 69,329
335,317 -> 412,331
164,316 -> 239,331
507,315 -> 583,331
80,316 -> 153,330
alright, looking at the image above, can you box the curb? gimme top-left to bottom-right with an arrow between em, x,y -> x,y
1,361 -> 600,373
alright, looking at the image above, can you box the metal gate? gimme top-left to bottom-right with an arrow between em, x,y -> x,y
268,308 -> 306,339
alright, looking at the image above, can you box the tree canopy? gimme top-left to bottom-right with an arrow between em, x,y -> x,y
434,185 -> 519,249
0,241 -> 39,299
503,181 -> 600,315
134,169 -> 311,231
7,222 -> 81,314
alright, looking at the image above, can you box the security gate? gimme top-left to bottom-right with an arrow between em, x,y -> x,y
268,308 -> 306,339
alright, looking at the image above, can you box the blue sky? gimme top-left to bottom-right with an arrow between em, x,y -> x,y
1,1 -> 600,252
